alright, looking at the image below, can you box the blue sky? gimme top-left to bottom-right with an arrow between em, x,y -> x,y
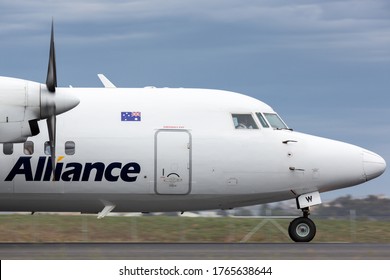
0,0 -> 389,200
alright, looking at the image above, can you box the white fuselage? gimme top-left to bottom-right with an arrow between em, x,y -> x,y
0,86 -> 386,213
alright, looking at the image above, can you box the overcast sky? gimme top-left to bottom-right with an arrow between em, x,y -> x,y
0,0 -> 389,200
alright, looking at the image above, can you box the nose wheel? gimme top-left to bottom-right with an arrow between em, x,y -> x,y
288,207 -> 316,242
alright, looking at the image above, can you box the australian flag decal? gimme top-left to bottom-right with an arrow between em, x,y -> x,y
121,112 -> 141,122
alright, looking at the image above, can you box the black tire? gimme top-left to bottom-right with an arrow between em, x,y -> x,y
288,217 -> 316,242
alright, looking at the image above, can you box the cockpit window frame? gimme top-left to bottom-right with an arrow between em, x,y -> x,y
255,113 -> 270,128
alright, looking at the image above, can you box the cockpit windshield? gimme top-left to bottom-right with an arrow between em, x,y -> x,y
263,113 -> 289,130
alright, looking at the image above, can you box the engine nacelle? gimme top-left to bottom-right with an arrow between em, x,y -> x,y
0,77 -> 41,143
0,76 -> 80,143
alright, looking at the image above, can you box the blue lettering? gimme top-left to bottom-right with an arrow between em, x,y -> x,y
61,162 -> 82,181
4,157 -> 141,183
33,156 -> 46,181
82,162 -> 105,181
105,162 -> 122,182
121,162 -> 141,182
5,157 -> 33,181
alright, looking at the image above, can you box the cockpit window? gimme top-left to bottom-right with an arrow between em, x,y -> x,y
232,114 -> 258,129
256,113 -> 270,128
263,113 -> 288,130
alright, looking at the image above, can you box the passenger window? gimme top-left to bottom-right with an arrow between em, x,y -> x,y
65,141 -> 75,155
256,113 -> 270,128
24,141 -> 34,155
232,114 -> 258,129
3,143 -> 13,155
44,141 -> 51,155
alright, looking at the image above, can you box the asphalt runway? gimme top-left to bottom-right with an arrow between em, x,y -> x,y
1,243 -> 390,259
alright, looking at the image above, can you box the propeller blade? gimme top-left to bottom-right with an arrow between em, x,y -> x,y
45,20 -> 57,181
46,21 -> 57,93
46,114 -> 56,181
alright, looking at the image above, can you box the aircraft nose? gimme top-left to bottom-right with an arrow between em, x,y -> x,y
363,150 -> 386,181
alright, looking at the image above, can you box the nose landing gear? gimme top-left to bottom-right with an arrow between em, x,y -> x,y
288,191 -> 322,242
288,207 -> 316,242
